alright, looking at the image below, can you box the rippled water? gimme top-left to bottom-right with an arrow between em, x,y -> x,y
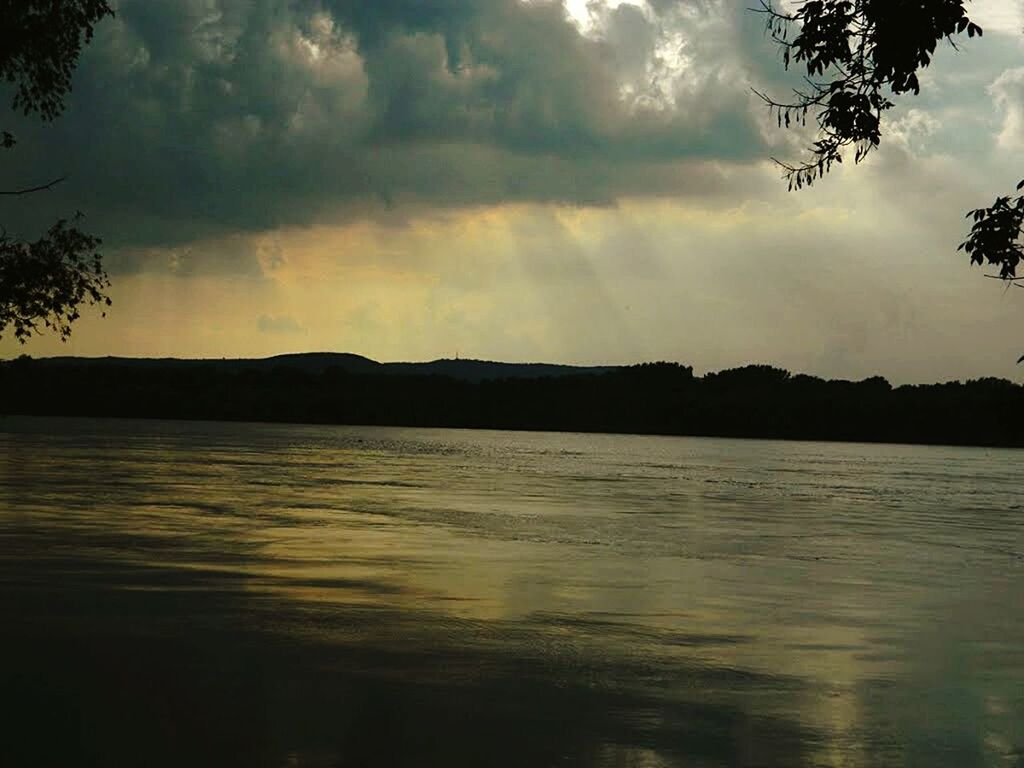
1,416 -> 1022,768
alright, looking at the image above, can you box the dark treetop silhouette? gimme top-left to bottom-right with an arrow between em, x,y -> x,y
757,0 -> 1024,301
0,0 -> 113,343
4,354 -> 1024,448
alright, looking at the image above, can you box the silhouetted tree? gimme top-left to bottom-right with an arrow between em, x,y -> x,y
1,0 -> 113,343
756,1 -> 1024,305
3,355 -> 1023,447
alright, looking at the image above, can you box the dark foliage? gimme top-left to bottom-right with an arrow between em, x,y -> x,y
960,181 -> 1024,288
756,0 -> 980,190
0,0 -> 114,342
758,1 -> 1024,314
0,216 -> 110,342
0,0 -> 113,139
3,357 -> 1023,448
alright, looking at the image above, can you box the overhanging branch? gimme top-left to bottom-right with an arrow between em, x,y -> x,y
0,175 -> 66,196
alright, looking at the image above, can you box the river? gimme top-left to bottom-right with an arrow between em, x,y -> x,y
1,417 -> 1022,767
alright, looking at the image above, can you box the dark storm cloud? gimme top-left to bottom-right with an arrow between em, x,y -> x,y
2,0 -> 771,252
102,234 -> 269,278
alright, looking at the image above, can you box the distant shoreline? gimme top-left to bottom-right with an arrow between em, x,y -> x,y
3,353 -> 1023,449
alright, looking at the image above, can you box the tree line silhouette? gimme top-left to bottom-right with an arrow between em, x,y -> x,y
3,356 -> 1023,448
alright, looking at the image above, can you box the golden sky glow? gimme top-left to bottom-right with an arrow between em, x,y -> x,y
7,190 -> 1023,383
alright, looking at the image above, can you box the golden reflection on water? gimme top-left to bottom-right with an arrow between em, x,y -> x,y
2,418 -> 1023,768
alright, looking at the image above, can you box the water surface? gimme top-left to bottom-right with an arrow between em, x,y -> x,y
2,417 -> 1022,767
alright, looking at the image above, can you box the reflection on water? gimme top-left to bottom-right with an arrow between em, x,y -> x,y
1,416 -> 1022,767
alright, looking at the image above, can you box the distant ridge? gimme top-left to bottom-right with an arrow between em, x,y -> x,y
4,356 -> 1024,447
19,352 -> 615,383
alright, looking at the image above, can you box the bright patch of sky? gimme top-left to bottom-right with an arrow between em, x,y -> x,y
558,1 -> 693,109
563,0 -> 628,34
970,0 -> 1024,34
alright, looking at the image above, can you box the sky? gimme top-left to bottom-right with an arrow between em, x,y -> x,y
2,0 -> 1024,383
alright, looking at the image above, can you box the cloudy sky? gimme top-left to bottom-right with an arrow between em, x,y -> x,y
3,0 -> 1023,382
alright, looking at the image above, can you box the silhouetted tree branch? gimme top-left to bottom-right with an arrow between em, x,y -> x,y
0,0 -> 114,130
755,0 -> 980,190
0,175 -> 66,196
960,181 -> 1024,290
0,216 -> 111,343
1,0 -> 114,343
757,1 -> 1024,359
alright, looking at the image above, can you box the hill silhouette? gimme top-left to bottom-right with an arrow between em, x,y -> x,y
24,353 -> 612,382
2,354 -> 1023,448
